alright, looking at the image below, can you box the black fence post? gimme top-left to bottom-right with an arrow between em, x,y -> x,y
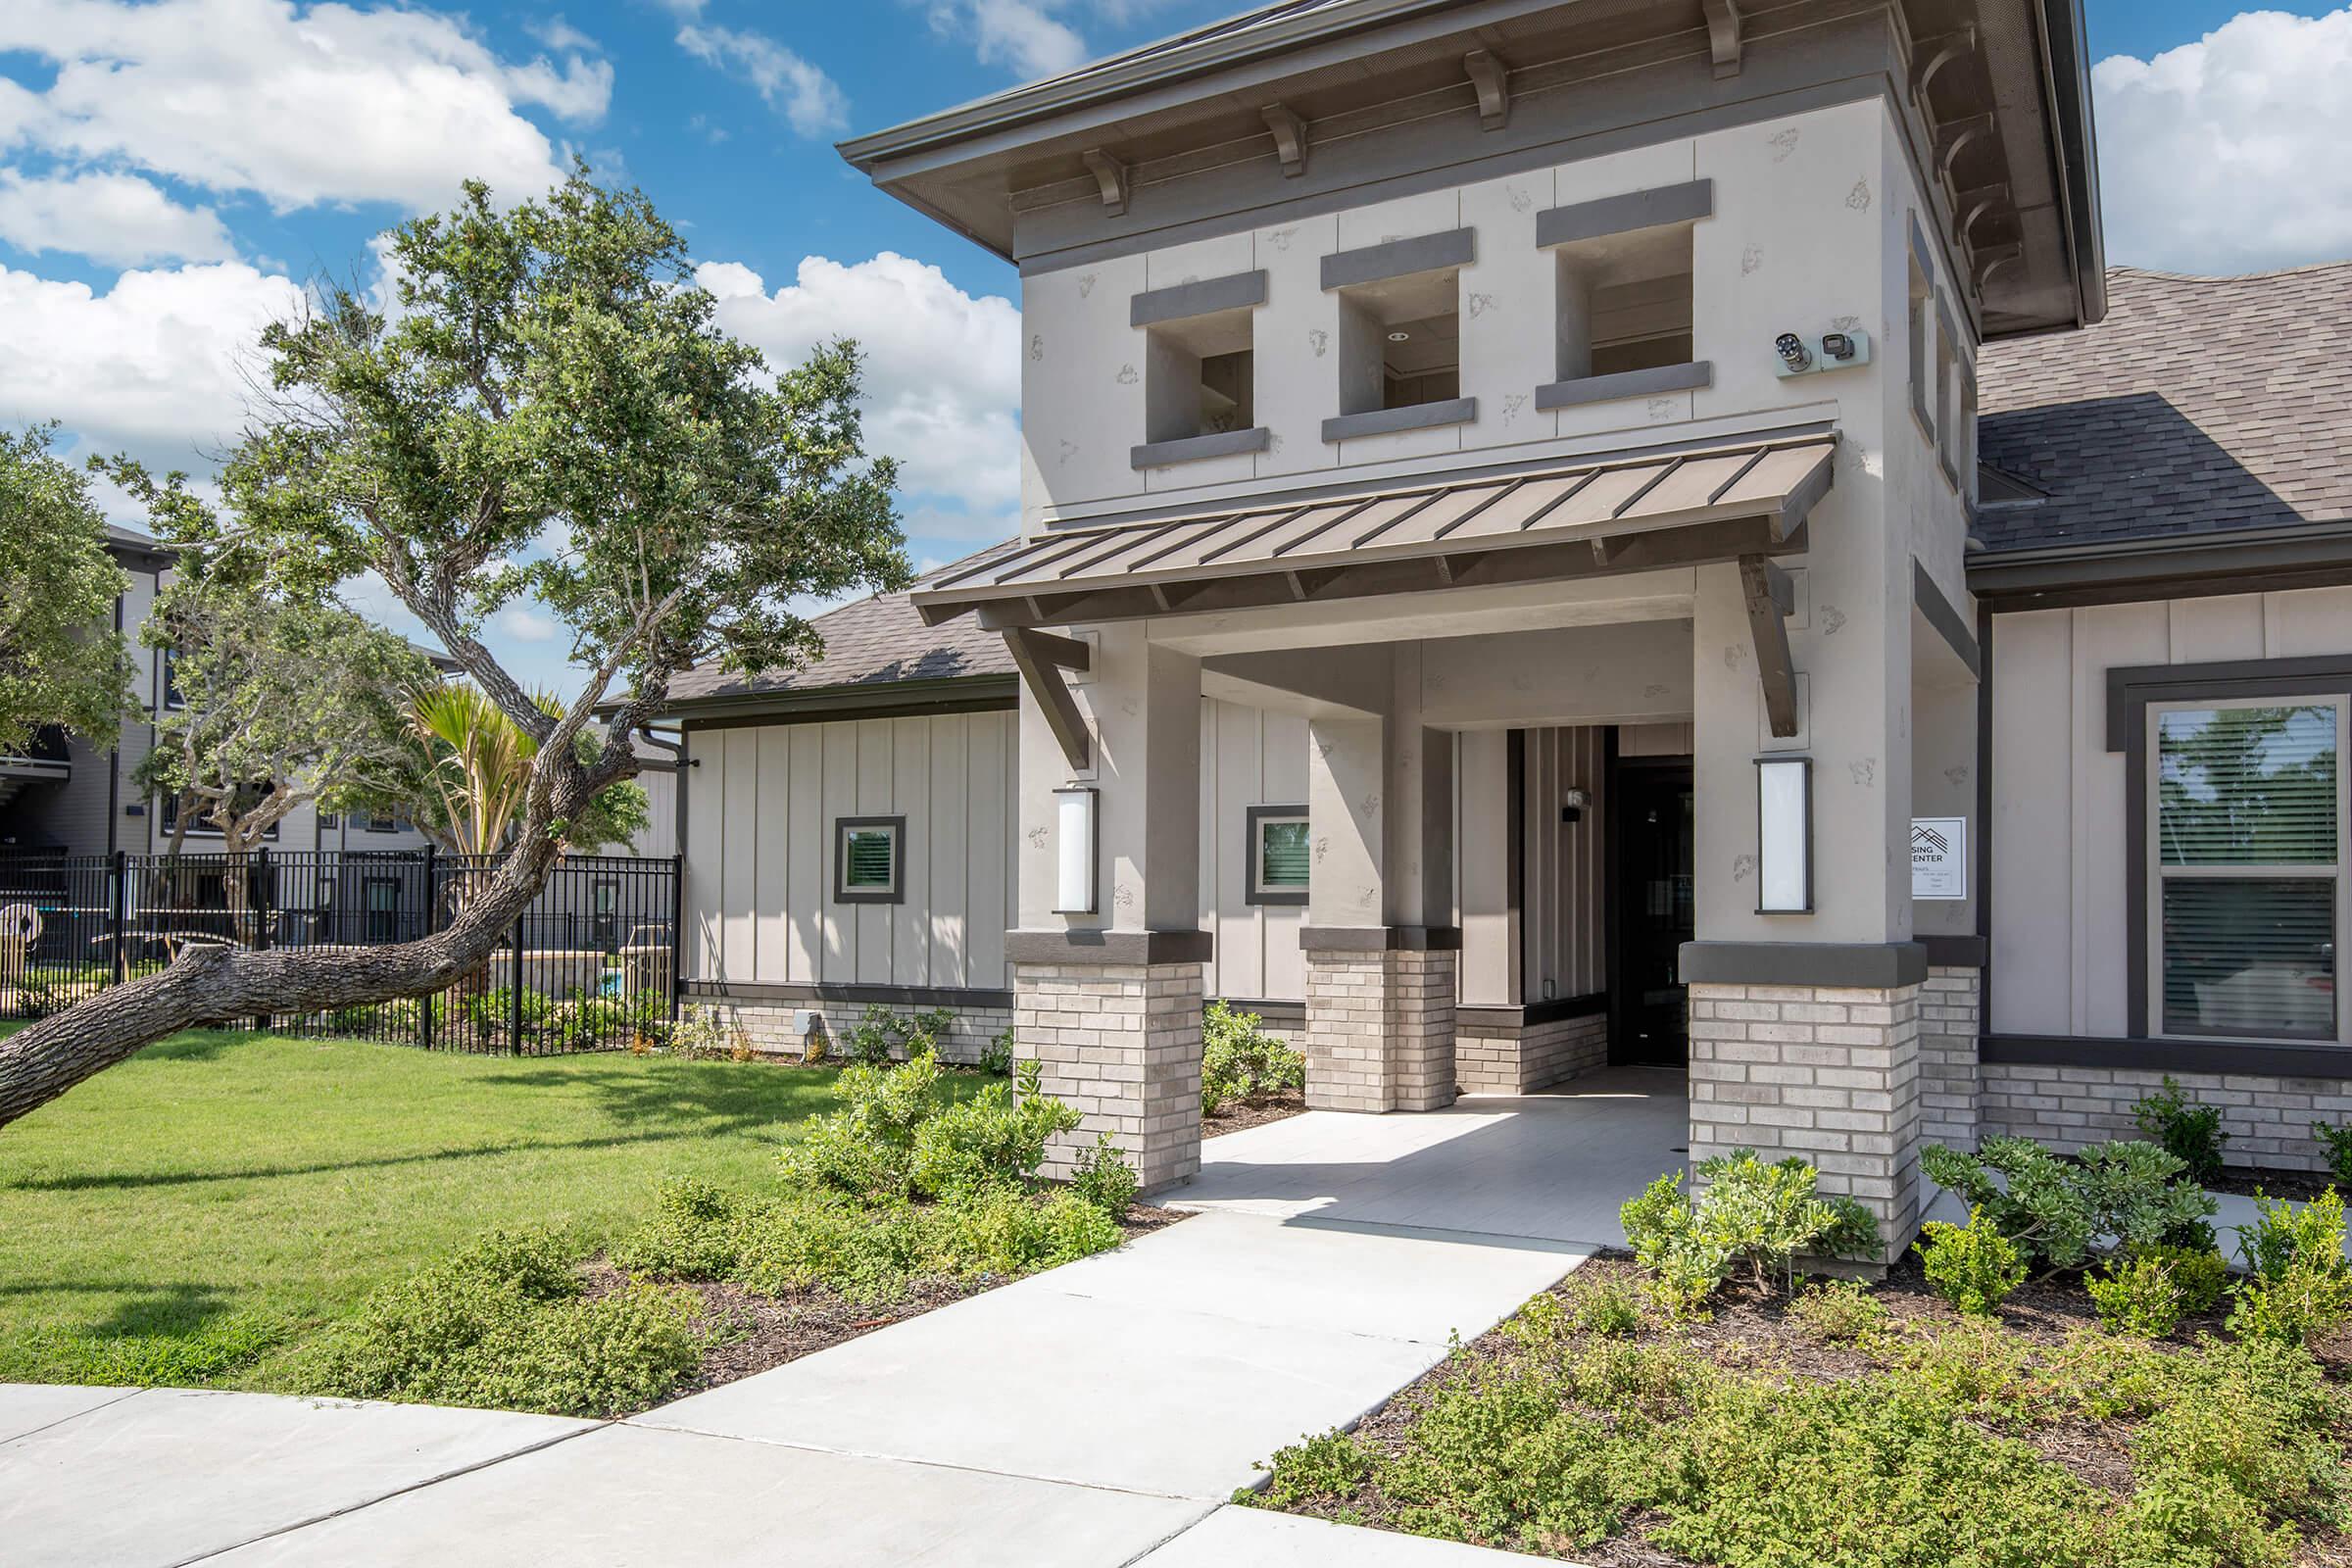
417,846 -> 437,1053
108,849 -> 128,986
509,906 -> 525,1057
667,853 -> 684,1026
250,847 -> 273,1032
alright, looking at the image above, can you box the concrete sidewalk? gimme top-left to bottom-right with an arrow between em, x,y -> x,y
4,1207 -> 1590,1565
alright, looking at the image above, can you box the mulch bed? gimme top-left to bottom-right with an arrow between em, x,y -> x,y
2207,1164 -> 2341,1201
1293,1251 -> 2352,1565
1204,1089 -> 1307,1137
590,1202 -> 1188,1413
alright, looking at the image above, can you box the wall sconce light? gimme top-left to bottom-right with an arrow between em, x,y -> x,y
1754,757 -> 1812,913
1054,786 -> 1098,914
1560,786 -> 1591,825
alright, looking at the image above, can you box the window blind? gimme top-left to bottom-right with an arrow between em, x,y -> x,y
2158,705 -> 2337,865
1258,818 -> 1309,888
844,829 -> 896,889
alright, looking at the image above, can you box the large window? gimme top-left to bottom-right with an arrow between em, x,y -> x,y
1246,805 -> 1309,906
2150,699 -> 2344,1041
835,816 -> 905,905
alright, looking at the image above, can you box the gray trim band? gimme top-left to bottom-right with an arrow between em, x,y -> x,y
1536,361 -> 1712,410
1321,397 -> 1476,443
1457,992 -> 1608,1029
1215,996 -> 1306,1030
683,979 -> 1014,1009
1005,928 -> 1213,964
1320,226 -> 1474,291
1920,934 -> 1987,967
1535,178 -> 1712,248
1982,1032 -> 2352,1081
1911,561 -> 1982,678
1131,426 -> 1271,469
1679,940 -> 1929,989
1131,269 -> 1267,327
1299,925 -> 1464,952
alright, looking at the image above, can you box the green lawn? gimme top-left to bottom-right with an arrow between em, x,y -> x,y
0,1027 -> 899,1390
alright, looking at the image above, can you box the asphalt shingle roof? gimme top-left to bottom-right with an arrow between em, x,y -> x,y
1975,262 -> 2352,552
667,546 -> 1018,706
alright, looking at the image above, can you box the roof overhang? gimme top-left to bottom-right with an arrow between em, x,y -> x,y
911,433 -> 1836,632
1969,518 -> 2352,612
663,673 -> 1019,729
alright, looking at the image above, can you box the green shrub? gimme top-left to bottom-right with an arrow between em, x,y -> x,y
2087,1251 -> 2193,1340
978,1028 -> 1015,1077
1201,1001 -> 1305,1115
1067,1134 -> 1140,1219
610,1176 -> 749,1280
1248,1427 -> 1374,1510
1619,1153 -> 1882,1314
2312,1122 -> 2352,1187
1571,1278 -> 1645,1339
2132,1075 -> 2231,1185
1917,1206 -> 2029,1316
923,1186 -> 1123,1279
781,1049 -> 953,1200
841,1004 -> 957,1067
298,1229 -> 705,1416
2229,1189 -> 2352,1348
1787,1278 -> 1887,1343
1921,1136 -> 2216,1272
907,1062 -> 1083,1200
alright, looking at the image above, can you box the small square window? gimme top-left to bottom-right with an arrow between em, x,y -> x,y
1247,806 -> 1310,906
1145,308 -> 1255,443
836,815 -> 905,905
1337,269 -> 1460,416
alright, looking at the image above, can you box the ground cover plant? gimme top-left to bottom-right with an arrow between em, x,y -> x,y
1250,1143 -> 2352,1567
0,1024 -> 971,1395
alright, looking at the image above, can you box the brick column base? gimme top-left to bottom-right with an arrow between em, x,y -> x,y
1919,965 -> 1982,1151
1014,960 -> 1202,1190
1689,980 -> 1924,1255
1302,947 -> 1458,1112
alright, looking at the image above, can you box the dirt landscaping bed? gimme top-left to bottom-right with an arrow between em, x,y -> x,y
1204,1089 -> 1306,1138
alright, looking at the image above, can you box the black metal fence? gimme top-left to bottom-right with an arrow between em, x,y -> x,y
0,848 -> 679,1054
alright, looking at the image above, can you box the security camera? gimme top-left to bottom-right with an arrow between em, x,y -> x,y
1821,331 -> 1857,362
1774,332 -> 1812,373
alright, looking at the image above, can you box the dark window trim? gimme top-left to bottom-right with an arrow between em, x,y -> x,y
2118,658 -> 2352,1039
1983,1032 -> 2352,1081
1244,803 -> 1309,906
834,814 -> 906,905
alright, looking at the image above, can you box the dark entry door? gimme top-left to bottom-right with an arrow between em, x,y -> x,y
1613,760 -> 1694,1066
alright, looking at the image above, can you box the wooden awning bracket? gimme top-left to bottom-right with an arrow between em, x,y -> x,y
1739,556 -> 1800,739
1004,628 -> 1093,771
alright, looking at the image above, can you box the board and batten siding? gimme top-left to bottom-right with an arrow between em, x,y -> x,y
1198,697 -> 1309,1003
1522,726 -> 1608,1005
684,711 -> 1015,991
1988,587 -> 2352,1037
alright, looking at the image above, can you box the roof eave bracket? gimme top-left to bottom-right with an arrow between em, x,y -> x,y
1080,149 -> 1131,215
1261,104 -> 1308,178
1463,50 -> 1509,132
1004,628 -> 1093,772
1701,0 -> 1742,77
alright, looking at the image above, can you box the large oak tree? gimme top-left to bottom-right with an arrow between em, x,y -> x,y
0,172 -> 906,1128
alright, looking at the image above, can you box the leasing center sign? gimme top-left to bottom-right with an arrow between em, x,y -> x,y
1911,817 -> 1966,900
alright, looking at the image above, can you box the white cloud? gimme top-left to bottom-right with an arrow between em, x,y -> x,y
923,0 -> 1178,79
2094,8 -> 2352,273
696,252 -> 1020,526
497,605 -> 559,643
674,24 -> 848,137
0,170 -> 238,268
0,0 -> 612,214
0,259 -> 303,465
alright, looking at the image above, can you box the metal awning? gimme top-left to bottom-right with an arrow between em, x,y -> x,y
911,432 -> 1836,629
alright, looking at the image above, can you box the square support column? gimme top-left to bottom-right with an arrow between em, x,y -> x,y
1008,624 -> 1207,1189
1299,647 -> 1459,1112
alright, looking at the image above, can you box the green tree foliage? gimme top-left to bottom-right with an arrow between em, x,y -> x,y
0,424 -> 132,755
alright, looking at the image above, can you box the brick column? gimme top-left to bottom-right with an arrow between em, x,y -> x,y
1689,979 -> 1924,1254
1917,965 -> 1982,1151
1302,942 -> 1458,1113
1015,959 -> 1203,1189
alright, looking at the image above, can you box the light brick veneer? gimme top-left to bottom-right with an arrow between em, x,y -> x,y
1457,1012 -> 1610,1095
1918,966 -> 1982,1148
1982,1064 -> 2352,1172
1013,960 -> 1203,1189
1689,980 -> 1924,1253
1302,948 -> 1458,1112
706,997 -> 1012,1065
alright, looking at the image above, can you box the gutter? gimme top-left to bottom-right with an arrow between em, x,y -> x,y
2032,0 -> 2107,326
1968,517 -> 2352,609
661,672 -> 1019,728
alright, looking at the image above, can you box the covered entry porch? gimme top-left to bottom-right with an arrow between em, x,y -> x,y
914,432 -> 1966,1257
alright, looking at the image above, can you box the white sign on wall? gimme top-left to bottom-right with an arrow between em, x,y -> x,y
1911,817 -> 1967,900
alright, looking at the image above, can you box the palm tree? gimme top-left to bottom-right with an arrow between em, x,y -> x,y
407,681 -> 548,859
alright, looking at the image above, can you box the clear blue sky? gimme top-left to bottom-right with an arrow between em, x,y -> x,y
2,0 -> 2345,694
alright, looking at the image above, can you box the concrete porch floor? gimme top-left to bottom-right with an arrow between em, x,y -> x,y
1164,1065 -> 1691,1248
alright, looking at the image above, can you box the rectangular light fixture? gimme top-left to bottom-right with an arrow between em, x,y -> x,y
1755,757 -> 1812,913
1054,786 -> 1098,914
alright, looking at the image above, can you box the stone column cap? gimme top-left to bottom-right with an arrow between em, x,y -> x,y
1299,925 -> 1463,952
1680,940 -> 1927,989
1006,928 -> 1212,965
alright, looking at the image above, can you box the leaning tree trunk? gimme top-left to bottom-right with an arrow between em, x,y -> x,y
0,834 -> 566,1129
